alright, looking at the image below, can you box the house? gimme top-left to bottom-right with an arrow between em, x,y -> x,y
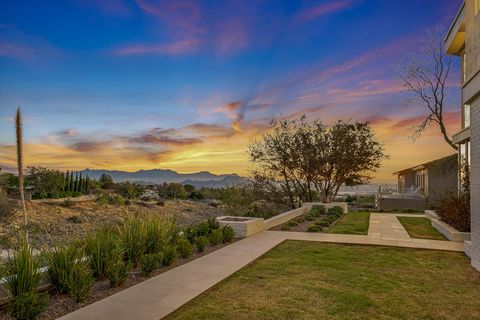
393,154 -> 458,203
445,0 -> 480,271
377,155 -> 458,211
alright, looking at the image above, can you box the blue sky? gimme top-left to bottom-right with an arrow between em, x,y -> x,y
0,0 -> 463,180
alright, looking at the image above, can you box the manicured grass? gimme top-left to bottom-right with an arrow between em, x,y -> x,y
166,241 -> 480,320
397,216 -> 447,241
327,211 -> 370,235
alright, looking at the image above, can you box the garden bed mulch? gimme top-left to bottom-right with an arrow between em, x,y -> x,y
0,239 -> 238,320
269,213 -> 341,233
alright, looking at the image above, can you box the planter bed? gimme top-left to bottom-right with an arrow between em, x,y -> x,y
431,218 -> 470,242
269,205 -> 344,233
0,240 -> 237,320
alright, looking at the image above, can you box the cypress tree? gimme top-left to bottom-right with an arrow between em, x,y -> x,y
69,171 -> 74,192
74,173 -> 79,192
65,170 -> 69,192
79,173 -> 83,193
85,176 -> 90,194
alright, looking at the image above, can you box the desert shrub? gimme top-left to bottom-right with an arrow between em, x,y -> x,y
110,194 -> 125,206
66,260 -> 93,302
222,226 -> 234,243
156,201 -> 165,206
309,205 -> 326,217
139,253 -> 163,276
207,217 -> 220,230
177,237 -> 192,258
9,292 -> 48,320
209,229 -> 223,245
315,220 -> 331,227
195,236 -> 208,252
437,192 -> 470,232
327,206 -> 344,217
117,217 -> 148,266
106,259 -> 129,287
306,225 -> 322,232
183,226 -> 196,244
345,195 -> 357,203
145,216 -> 177,255
124,199 -> 132,206
245,201 -> 277,219
46,244 -> 93,302
162,245 -> 178,266
85,228 -> 119,280
0,191 -> 17,218
1,238 -> 47,320
63,198 -> 75,208
95,194 -> 109,206
281,225 -> 290,231
195,221 -> 211,237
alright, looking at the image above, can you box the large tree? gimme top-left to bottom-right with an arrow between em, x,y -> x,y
399,26 -> 456,150
249,117 -> 387,205
26,167 -> 66,199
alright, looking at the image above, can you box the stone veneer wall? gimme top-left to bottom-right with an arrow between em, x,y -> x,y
469,96 -> 480,271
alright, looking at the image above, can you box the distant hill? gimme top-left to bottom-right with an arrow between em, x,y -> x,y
181,175 -> 249,189
80,169 -> 248,188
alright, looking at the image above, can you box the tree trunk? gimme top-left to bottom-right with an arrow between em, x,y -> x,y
438,120 -> 458,151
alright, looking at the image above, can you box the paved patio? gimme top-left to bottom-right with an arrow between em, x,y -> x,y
59,213 -> 464,320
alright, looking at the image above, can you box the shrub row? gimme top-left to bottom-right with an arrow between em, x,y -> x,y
183,217 -> 234,252
306,206 -> 344,232
280,205 -> 344,232
0,216 -> 235,320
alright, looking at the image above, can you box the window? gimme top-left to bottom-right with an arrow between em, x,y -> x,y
464,104 -> 471,128
462,51 -> 467,83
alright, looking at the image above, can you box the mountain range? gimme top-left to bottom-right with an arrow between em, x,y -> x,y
79,169 -> 249,188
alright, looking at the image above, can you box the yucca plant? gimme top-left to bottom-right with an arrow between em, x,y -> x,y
0,237 -> 47,320
85,228 -> 119,280
46,244 -> 93,302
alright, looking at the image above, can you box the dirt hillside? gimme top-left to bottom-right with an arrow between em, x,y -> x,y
0,199 -> 225,249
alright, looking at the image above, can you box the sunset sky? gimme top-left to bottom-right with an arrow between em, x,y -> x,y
0,0 -> 462,182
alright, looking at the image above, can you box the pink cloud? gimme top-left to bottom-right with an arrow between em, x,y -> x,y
135,0 -> 206,35
293,0 -> 353,25
72,0 -> 133,17
114,38 -> 202,56
118,0 -> 254,57
0,42 -> 32,58
215,19 -> 250,56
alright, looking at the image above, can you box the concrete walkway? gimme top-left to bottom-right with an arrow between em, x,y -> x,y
59,213 -> 464,320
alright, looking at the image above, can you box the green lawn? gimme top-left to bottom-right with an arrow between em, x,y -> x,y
397,216 -> 447,241
327,211 -> 370,235
166,241 -> 480,320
